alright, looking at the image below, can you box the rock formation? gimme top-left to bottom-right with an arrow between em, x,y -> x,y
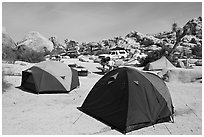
2,26 -> 17,49
17,31 -> 53,52
2,27 -> 17,60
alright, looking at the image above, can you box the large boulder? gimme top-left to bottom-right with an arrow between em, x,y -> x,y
2,27 -> 16,49
2,27 -> 17,60
126,31 -> 146,42
142,35 -> 163,46
183,17 -> 202,38
17,31 -> 53,52
125,37 -> 137,45
181,35 -> 201,44
126,31 -> 163,46
159,68 -> 202,83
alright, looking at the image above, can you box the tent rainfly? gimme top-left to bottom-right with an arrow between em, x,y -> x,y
78,67 -> 174,134
143,56 -> 176,71
20,60 -> 79,93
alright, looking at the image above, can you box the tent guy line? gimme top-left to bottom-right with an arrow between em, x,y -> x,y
73,113 -> 83,125
185,104 -> 201,121
164,124 -> 172,135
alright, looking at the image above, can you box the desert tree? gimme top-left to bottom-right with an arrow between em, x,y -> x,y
49,36 -> 58,49
168,23 -> 188,61
64,39 -> 78,51
172,22 -> 178,32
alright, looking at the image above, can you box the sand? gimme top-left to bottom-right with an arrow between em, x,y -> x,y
2,59 -> 202,135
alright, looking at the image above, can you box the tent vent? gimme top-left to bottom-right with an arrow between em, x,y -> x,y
111,73 -> 118,80
61,76 -> 65,79
107,75 -> 117,85
134,81 -> 139,85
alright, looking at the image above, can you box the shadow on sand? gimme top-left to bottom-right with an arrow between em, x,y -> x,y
92,71 -> 105,75
16,86 -> 70,95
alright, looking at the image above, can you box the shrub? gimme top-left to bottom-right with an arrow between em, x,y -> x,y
95,49 -> 111,56
191,45 -> 202,58
3,46 -> 49,63
16,48 -> 46,63
2,46 -> 17,63
2,71 -> 11,93
138,50 -> 162,67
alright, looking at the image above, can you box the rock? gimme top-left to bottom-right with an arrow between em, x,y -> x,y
125,37 -> 137,45
175,45 -> 184,52
2,26 -> 17,49
183,17 -> 202,38
145,44 -> 162,50
164,43 -> 174,48
2,27 -> 17,60
125,31 -> 145,42
17,31 -> 54,52
181,35 -> 200,44
126,31 -> 163,46
159,68 -> 202,83
180,42 -> 197,48
14,61 -> 31,66
143,35 -> 163,46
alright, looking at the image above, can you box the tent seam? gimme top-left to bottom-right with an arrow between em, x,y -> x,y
124,68 -> 129,133
125,68 -> 152,130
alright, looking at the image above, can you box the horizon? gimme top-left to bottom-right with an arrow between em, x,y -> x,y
2,2 -> 202,44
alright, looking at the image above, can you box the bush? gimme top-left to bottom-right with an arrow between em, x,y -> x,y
2,46 -> 17,63
191,45 -> 202,58
16,48 -> 46,63
2,46 -> 49,63
2,72 -> 11,93
139,50 -> 162,67
95,49 -> 111,56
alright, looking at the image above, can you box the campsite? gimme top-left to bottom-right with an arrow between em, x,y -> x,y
2,58 -> 202,135
2,2 -> 202,135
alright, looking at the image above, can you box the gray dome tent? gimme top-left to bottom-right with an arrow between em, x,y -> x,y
144,56 -> 176,71
21,61 -> 80,93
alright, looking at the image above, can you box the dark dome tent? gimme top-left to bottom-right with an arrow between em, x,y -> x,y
78,67 -> 174,134
20,61 -> 80,94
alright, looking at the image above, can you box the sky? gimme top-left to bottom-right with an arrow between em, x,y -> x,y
2,2 -> 202,44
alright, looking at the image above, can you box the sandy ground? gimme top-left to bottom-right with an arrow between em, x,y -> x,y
2,59 -> 202,135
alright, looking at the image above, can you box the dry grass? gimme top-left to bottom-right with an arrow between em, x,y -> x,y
2,72 -> 12,93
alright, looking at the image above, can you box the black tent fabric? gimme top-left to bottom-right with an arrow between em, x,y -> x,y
78,67 -> 174,134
